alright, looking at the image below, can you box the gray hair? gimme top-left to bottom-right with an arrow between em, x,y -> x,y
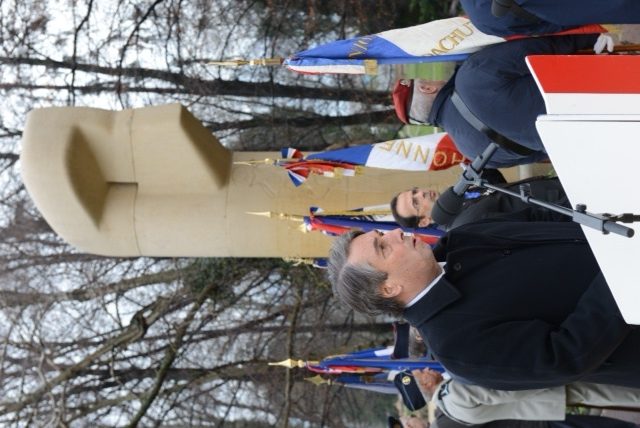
328,231 -> 404,317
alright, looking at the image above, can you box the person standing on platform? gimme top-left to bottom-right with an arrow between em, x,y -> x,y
392,34 -> 600,167
458,0 -> 640,37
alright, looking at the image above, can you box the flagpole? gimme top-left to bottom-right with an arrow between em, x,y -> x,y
246,211 -> 305,222
269,358 -> 319,368
310,209 -> 392,217
233,159 -> 278,166
208,57 -> 284,67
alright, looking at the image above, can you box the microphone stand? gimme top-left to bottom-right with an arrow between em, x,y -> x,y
455,143 -> 638,238
453,141 -> 499,194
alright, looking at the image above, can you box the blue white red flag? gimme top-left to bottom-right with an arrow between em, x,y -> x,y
284,18 -> 606,75
280,328 -> 446,400
277,147 -> 359,187
279,133 -> 466,186
304,205 -> 445,246
307,354 -> 444,374
284,17 -> 503,74
342,346 -> 394,359
308,133 -> 466,172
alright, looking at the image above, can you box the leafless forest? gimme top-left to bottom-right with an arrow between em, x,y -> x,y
0,1 -> 457,426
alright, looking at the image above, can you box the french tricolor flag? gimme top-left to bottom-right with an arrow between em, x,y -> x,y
307,132 -> 466,172
278,133 -> 465,186
284,17 -> 605,75
284,17 -> 505,74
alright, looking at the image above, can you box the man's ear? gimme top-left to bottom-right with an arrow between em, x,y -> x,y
380,280 -> 402,298
418,217 -> 431,228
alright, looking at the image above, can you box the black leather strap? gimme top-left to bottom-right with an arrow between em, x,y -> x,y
393,371 -> 427,411
451,91 -> 536,156
491,0 -> 541,23
391,322 -> 410,359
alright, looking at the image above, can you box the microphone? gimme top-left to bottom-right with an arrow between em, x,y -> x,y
431,143 -> 500,226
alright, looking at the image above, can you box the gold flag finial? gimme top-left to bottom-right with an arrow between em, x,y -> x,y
363,59 -> 378,75
246,211 -> 273,219
233,158 -> 276,166
306,375 -> 331,386
269,358 -> 318,369
246,211 -> 304,222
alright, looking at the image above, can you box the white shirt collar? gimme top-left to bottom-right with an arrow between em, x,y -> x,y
405,262 -> 446,308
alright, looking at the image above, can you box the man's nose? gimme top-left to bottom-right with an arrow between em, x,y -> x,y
388,228 -> 404,242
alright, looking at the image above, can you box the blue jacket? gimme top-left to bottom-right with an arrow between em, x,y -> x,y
427,34 -> 597,168
461,0 -> 640,37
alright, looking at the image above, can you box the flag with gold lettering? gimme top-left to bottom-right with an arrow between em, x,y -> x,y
277,133 -> 465,186
307,132 -> 466,173
285,17 -> 501,74
278,133 -> 466,186
284,17 -> 606,74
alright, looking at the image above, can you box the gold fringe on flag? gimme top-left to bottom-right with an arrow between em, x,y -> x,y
283,257 -> 318,266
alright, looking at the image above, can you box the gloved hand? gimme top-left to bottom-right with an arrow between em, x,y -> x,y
593,34 -> 614,54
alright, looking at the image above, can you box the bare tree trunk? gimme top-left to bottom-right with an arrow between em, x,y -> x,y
206,109 -> 394,132
0,269 -> 187,307
0,56 -> 389,104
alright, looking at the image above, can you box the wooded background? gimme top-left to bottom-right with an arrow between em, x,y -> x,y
0,1 -> 459,426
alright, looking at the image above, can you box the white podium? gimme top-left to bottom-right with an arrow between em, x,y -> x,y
528,55 -> 640,324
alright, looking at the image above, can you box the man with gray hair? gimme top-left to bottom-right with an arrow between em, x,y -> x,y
327,221 -> 640,390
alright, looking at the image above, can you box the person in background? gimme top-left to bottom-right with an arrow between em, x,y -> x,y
390,176 -> 568,230
392,34 -> 601,167
458,0 -> 640,37
413,368 -> 640,425
432,410 -> 639,428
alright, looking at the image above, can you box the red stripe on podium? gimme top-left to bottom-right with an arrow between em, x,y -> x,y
528,55 -> 640,94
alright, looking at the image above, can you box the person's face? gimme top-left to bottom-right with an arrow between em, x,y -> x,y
400,415 -> 429,428
412,368 -> 444,396
409,78 -> 447,114
415,79 -> 446,96
347,228 -> 440,303
396,187 -> 440,227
